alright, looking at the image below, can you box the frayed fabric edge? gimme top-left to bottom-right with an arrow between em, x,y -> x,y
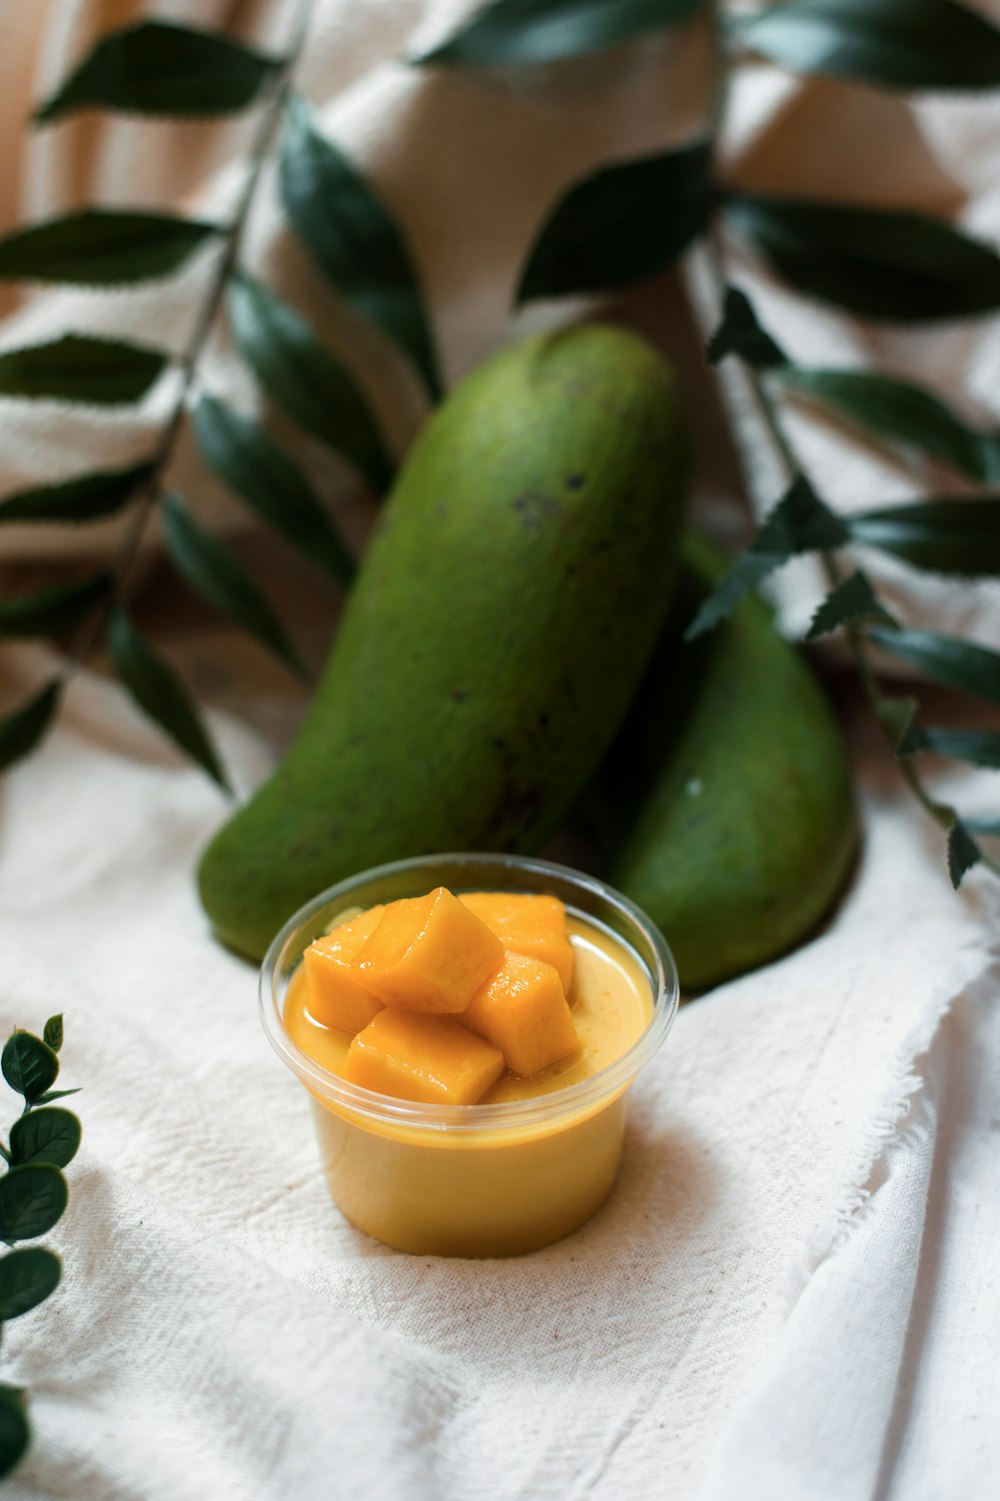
780,942 -> 1000,1311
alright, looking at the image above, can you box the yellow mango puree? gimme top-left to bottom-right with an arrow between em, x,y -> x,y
283,913 -> 653,1256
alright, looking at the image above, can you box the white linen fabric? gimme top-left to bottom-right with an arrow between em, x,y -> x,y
1,1 -> 1000,1497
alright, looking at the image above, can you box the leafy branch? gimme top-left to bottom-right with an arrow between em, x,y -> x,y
0,1017 -> 82,1482
0,7 -> 439,782
417,0 -> 1000,890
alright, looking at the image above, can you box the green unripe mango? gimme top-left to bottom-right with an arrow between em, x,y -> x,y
199,324 -> 689,959
592,531 -> 858,989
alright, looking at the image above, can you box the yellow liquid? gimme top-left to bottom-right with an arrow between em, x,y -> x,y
283,913 -> 654,1256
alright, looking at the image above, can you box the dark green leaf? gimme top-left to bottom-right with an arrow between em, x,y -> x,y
878,693 -> 919,752
280,94 -> 442,400
870,626 -> 1000,706
848,498 -> 1000,574
42,1016 -> 63,1054
0,1248 -> 60,1320
227,275 -> 394,494
0,1166 -> 67,1243
0,681 -> 61,773
192,395 -> 355,583
707,285 -> 787,369
0,1385 -> 29,1481
0,464 -> 154,526
806,568 -> 896,639
0,572 -> 109,640
0,335 -> 166,405
35,21 -> 278,122
965,814 -> 1000,836
725,194 -> 1000,321
685,476 -> 849,638
30,1089 -> 81,1106
0,210 -> 216,286
775,368 -> 1000,482
10,1109 -> 80,1169
900,726 -> 1000,768
736,0 -> 1000,92
161,493 -> 304,676
517,141 -> 713,303
947,816 -> 980,888
2,1033 -> 58,1102
107,605 -> 228,790
416,0 -> 710,66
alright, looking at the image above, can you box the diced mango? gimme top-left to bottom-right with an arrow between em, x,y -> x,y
344,1010 -> 505,1106
463,952 -> 580,1077
302,905 -> 386,1035
355,887 -> 503,1013
459,891 -> 574,993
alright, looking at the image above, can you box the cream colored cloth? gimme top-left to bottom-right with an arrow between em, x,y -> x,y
2,2 -> 1000,1497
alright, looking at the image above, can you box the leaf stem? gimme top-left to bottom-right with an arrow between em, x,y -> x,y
64,0 -> 316,680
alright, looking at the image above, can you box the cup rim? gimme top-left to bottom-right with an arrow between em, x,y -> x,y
259,852 -> 679,1134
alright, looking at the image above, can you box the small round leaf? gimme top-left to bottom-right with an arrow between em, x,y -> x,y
0,1166 -> 68,1242
0,1386 -> 29,1481
2,1033 -> 58,1101
10,1108 -> 81,1169
0,1248 -> 61,1320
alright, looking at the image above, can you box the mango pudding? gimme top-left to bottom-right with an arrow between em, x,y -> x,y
261,854 -> 678,1257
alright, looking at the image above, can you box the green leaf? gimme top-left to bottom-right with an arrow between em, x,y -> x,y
0,335 -> 166,405
869,626 -> 1000,707
847,498 -> 1000,575
707,285 -> 787,369
35,21 -> 279,122
725,194 -> 1000,321
10,1109 -> 80,1170
160,493 -> 305,676
0,572 -> 109,640
947,816 -> 980,888
192,396 -> 355,583
0,1248 -> 60,1320
775,368 -> 1000,482
42,1016 -> 63,1054
30,1089 -> 81,1106
0,1386 -> 29,1482
736,0 -> 1000,92
517,141 -> 713,303
878,693 -> 919,752
0,463 -> 154,526
0,210 -> 216,286
685,476 -> 849,639
0,681 -> 61,773
279,94 -> 442,400
900,726 -> 1000,768
0,1166 -> 67,1243
107,605 -> 228,790
2,1033 -> 58,1102
806,568 -> 896,639
227,275 -> 394,494
965,814 -> 1000,836
415,0 -> 710,66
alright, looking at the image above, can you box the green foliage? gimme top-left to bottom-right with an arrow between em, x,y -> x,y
0,574 -> 110,640
34,22 -> 279,121
0,465 -> 155,527
0,684 -> 62,774
736,0 -> 1000,92
0,335 -> 165,405
806,570 -> 896,639
0,1020 -> 81,1481
415,0 -> 710,67
947,816 -> 981,888
0,211 -> 216,286
708,287 -> 787,369
869,627 -> 1000,707
279,94 -> 442,400
848,499 -> 1000,575
517,143 -> 713,302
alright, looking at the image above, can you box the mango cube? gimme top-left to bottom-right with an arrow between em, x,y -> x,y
302,906 -> 386,1035
459,892 -> 574,994
464,952 -> 580,1077
355,886 -> 503,1013
344,1010 -> 505,1106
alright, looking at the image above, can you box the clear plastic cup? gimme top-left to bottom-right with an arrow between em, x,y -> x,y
260,852 -> 678,1257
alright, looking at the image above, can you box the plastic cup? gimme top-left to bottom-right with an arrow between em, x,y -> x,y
260,852 -> 678,1257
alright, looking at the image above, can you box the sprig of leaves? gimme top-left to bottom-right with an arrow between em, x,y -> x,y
0,1017 -> 81,1482
0,3 -> 426,783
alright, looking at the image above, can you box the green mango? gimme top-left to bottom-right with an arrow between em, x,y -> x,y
199,324 -> 689,959
592,531 -> 858,989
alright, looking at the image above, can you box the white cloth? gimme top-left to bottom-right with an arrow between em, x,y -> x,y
2,2 -> 1000,1497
